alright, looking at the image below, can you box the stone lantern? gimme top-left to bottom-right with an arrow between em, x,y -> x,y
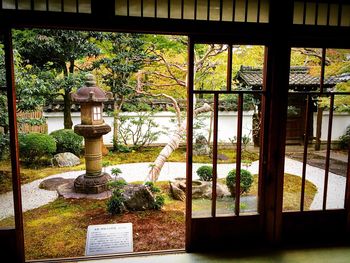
71,74 -> 113,194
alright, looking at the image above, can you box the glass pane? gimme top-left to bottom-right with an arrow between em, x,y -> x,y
329,4 -> 339,26
143,0 -> 155,18
293,1 -> 304,25
48,0 -> 62,12
259,0 -> 269,23
341,5 -> 350,27
247,0 -> 258,23
216,94 -> 235,217
129,0 -> 141,17
283,94 -> 320,212
0,36 -> 15,228
157,0 -> 168,18
183,0 -> 195,20
289,47 -> 321,92
234,0 -> 246,22
64,0 -> 77,12
194,44 -> 228,91
239,93 -> 259,214
284,48 -> 324,212
197,0 -> 208,20
192,94 -> 213,218
209,0 -> 220,21
18,0 -> 31,10
317,3 -> 328,26
34,0 -> 47,11
305,2 -> 316,25
78,0 -> 91,13
232,45 -> 265,91
170,0 -> 181,19
324,48 -> 350,209
115,0 -> 128,16
215,93 -> 260,216
2,0 -> 16,9
222,0 -> 233,22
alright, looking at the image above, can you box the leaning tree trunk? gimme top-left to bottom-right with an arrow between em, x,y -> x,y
145,102 -> 212,182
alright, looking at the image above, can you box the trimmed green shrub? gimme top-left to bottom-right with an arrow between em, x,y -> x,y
145,181 -> 165,210
339,125 -> 350,149
50,129 -> 83,156
226,169 -> 253,197
19,133 -> 56,166
107,188 -> 126,215
152,195 -> 165,210
196,165 -> 213,181
145,181 -> 161,193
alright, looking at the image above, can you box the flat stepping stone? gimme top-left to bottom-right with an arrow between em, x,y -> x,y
39,177 -> 74,191
57,181 -> 112,200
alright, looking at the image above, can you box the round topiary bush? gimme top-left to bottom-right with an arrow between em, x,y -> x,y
19,133 -> 56,166
196,165 -> 213,181
226,169 -> 253,197
50,129 -> 83,156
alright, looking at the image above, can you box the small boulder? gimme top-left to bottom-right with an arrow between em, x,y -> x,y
169,181 -> 186,201
170,178 -> 230,200
52,152 -> 80,167
122,184 -> 155,211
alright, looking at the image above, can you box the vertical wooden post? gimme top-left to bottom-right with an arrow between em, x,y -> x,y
185,36 -> 194,252
261,42 -> 291,243
260,0 -> 293,244
4,27 -> 25,263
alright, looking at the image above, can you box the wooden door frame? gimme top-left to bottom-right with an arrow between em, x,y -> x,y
1,0 -> 350,260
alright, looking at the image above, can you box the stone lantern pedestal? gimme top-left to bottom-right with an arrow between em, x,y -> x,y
71,74 -> 113,194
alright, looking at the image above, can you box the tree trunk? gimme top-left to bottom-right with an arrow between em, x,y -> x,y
63,90 -> 73,129
145,103 -> 212,182
63,61 -> 74,129
113,96 -> 124,148
315,107 -> 324,151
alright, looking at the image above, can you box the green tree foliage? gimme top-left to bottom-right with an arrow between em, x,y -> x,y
0,46 -> 56,134
92,33 -> 153,147
93,33 -> 150,101
13,29 -> 101,129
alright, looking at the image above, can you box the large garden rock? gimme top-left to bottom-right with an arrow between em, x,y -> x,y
52,152 -> 80,167
170,178 -> 230,200
193,135 -> 210,156
122,184 -> 155,211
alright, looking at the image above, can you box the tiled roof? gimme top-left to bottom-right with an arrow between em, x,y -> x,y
236,66 -> 350,90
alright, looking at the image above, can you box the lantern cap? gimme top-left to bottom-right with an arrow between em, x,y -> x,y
71,74 -> 112,103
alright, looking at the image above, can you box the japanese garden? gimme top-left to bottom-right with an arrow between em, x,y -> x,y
0,29 -> 350,260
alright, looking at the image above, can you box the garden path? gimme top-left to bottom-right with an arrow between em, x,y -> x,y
0,158 -> 346,220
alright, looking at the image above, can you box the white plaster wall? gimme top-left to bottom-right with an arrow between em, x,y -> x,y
44,111 -> 255,145
44,111 -> 350,145
313,112 -> 350,141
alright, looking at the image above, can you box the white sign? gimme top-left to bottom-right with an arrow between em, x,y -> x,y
85,223 -> 133,256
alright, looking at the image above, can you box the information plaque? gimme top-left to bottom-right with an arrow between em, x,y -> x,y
85,223 -> 133,256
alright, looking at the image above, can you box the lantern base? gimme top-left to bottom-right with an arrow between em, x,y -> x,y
74,172 -> 111,194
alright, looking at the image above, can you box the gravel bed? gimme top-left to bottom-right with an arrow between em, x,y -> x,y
0,158 -> 346,220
